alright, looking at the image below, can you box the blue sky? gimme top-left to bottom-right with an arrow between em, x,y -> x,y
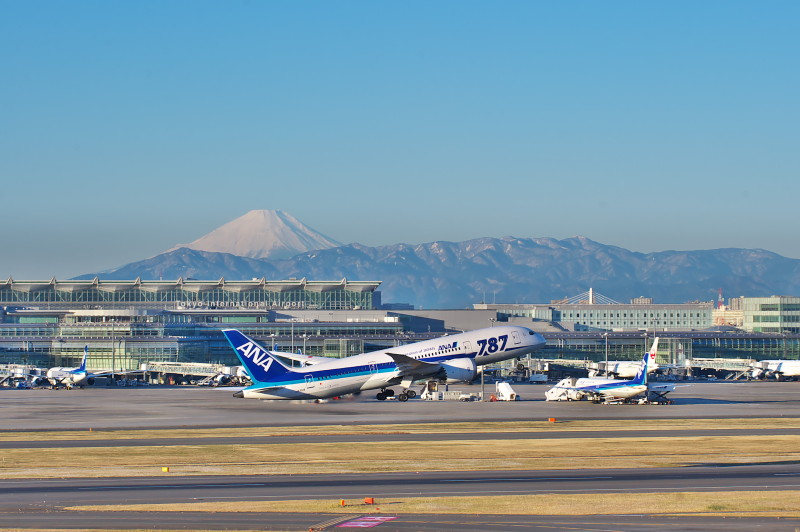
2,1 -> 798,279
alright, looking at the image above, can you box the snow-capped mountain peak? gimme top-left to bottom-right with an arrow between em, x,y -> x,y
168,210 -> 343,260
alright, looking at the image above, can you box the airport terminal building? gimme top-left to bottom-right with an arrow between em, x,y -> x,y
473,301 -> 714,332
1,279 -> 799,372
0,277 -> 389,369
0,277 -> 379,311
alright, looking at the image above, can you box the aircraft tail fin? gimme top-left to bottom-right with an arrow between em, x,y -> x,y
632,337 -> 658,385
222,329 -> 294,384
79,345 -> 88,371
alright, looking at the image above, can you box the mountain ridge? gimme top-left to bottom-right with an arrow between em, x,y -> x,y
76,235 -> 800,309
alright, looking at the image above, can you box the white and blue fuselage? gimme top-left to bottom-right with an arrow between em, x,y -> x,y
751,360 -> 800,380
545,338 -> 659,402
223,325 -> 546,400
46,346 -> 90,388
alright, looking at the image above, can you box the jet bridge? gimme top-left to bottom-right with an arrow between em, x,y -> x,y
687,358 -> 753,380
0,364 -> 45,387
141,362 -> 244,385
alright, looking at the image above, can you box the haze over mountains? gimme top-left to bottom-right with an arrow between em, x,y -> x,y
78,210 -> 800,309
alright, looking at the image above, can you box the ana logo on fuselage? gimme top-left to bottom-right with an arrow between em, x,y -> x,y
237,341 -> 274,373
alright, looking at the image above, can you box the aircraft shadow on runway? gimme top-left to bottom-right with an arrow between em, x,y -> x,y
669,397 -> 749,405
670,397 -> 800,405
687,459 -> 800,468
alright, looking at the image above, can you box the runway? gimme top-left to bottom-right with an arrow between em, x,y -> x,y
3,380 -> 800,431
3,381 -> 800,530
2,465 -> 800,531
4,509 -> 797,531
2,427 -> 800,449
4,464 -> 800,507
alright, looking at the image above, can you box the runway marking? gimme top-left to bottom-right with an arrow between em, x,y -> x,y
147,483 -> 800,502
441,476 -> 614,482
77,483 -> 267,490
309,514 -> 361,531
334,516 -> 398,528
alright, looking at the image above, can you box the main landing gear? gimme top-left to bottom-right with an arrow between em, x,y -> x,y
376,388 -> 394,401
376,388 -> 417,402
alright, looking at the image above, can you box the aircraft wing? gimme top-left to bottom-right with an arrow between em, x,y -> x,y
271,351 -> 330,366
89,369 -> 147,377
385,353 -> 442,378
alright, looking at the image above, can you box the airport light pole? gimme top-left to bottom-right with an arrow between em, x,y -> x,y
269,333 -> 276,351
481,344 -> 487,403
58,338 -> 65,366
603,333 -> 609,376
110,319 -> 115,385
483,318 -> 496,400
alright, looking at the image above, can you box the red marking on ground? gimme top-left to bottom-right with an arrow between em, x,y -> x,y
335,516 -> 399,528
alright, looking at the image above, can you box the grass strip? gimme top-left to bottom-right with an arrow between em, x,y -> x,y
2,417 -> 799,442
2,434 -> 799,478
0,530 -> 270,532
66,490 -> 800,518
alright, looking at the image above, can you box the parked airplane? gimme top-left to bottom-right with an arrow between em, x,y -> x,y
590,359 -> 661,379
545,338 -> 659,403
751,360 -> 800,381
40,346 -> 141,388
222,325 -> 546,401
44,346 -> 95,388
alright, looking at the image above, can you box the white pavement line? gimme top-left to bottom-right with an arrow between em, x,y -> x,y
77,483 -> 267,490
150,484 -> 800,501
440,476 -> 614,482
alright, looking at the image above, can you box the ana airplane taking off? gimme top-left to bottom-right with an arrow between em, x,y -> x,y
545,338 -> 660,403
751,360 -> 800,381
222,325 -> 546,401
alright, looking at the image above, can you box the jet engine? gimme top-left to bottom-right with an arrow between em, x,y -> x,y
440,358 -> 477,383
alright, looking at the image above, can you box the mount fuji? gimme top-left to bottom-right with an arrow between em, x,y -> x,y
167,209 -> 342,260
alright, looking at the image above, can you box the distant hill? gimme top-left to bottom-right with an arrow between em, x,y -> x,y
78,235 -> 800,309
79,248 -> 279,281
